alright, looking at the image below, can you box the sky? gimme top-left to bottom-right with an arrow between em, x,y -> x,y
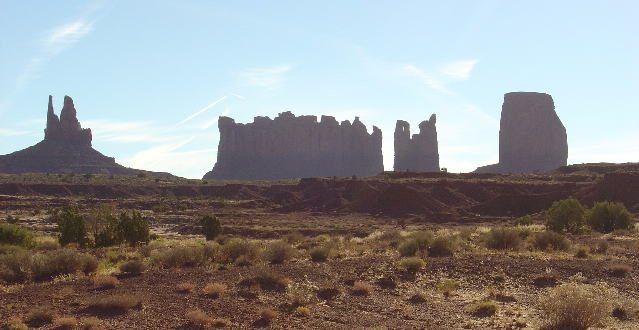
1,1 -> 638,179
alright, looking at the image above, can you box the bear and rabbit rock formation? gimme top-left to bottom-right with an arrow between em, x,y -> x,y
0,95 -> 172,176
393,114 -> 440,172
475,92 -> 568,174
203,111 -> 384,180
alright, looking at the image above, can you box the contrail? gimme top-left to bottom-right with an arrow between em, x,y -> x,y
178,96 -> 227,125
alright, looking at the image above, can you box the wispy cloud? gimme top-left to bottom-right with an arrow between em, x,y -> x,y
0,128 -> 32,137
400,59 -> 479,94
240,64 -> 292,89
16,18 -> 95,90
121,138 -> 216,178
440,59 -> 479,80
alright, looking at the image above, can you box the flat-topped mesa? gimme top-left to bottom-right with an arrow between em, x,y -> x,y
44,95 -> 92,146
393,114 -> 440,171
475,92 -> 568,174
204,111 -> 384,180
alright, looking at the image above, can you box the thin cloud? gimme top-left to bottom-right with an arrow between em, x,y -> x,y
0,129 -> 32,137
240,64 -> 292,89
122,138 -> 216,178
16,18 -> 95,90
440,59 -> 479,80
400,59 -> 479,94
178,96 -> 227,125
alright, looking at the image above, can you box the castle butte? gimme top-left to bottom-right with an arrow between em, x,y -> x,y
475,92 -> 568,173
203,111 -> 383,180
0,95 -> 172,176
394,114 -> 440,171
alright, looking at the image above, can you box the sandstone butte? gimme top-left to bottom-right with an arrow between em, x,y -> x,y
0,95 -> 172,176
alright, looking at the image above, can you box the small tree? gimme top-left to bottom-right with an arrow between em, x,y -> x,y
118,211 -> 149,246
587,201 -> 633,233
200,215 -> 221,241
56,207 -> 89,247
545,198 -> 586,233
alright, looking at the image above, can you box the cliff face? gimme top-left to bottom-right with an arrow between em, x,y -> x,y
393,114 -> 440,171
203,111 -> 383,180
475,92 -> 568,174
0,95 -> 173,176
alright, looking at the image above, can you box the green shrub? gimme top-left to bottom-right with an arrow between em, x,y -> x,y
156,246 -> 205,268
512,215 -> 533,226
545,198 -> 586,233
30,249 -> 98,281
118,212 -> 149,246
55,207 -> 89,247
218,238 -> 260,263
532,231 -> 571,251
0,223 -> 34,248
0,249 -> 32,283
484,227 -> 521,250
200,215 -> 222,241
264,240 -> 297,264
428,236 -> 456,257
398,257 -> 425,273
397,231 -> 433,257
309,246 -> 334,262
538,283 -> 616,330
587,201 -> 634,233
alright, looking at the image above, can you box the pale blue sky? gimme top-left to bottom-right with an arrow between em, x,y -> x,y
1,1 -> 638,178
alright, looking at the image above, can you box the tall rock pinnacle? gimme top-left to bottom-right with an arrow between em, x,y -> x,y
393,114 -> 440,171
43,95 -> 92,146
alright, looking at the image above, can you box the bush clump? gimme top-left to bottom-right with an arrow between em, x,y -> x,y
30,249 -> 98,281
119,259 -> 146,275
218,238 -> 260,264
398,257 -> 426,273
587,201 -> 634,233
185,310 -> 213,328
428,236 -> 457,257
538,282 -> 616,330
156,246 -> 205,268
309,246 -> 335,262
55,207 -> 89,247
545,198 -> 586,233
397,231 -> 433,257
468,301 -> 498,317
532,231 -> 571,251
200,215 -> 222,241
264,240 -> 297,264
351,281 -> 374,296
87,294 -> 142,314
0,223 -> 34,248
202,282 -> 227,298
484,227 -> 521,250
92,275 -> 120,289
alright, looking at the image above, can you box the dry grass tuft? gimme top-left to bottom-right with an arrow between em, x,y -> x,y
79,317 -> 104,330
6,317 -> 28,330
399,257 -> 425,273
295,306 -> 311,317
26,306 -> 56,326
203,282 -> 227,298
238,269 -> 289,292
185,309 -> 213,328
264,240 -> 297,264
609,264 -> 632,278
351,281 -> 373,296
92,275 -> 120,289
212,318 -> 230,327
87,294 -> 142,314
259,309 -> 278,324
175,282 -> 196,293
53,316 -> 78,329
119,259 -> 146,275
467,301 -> 498,317
538,282 -> 616,330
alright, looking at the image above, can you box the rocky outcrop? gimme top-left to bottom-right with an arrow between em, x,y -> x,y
203,111 -> 383,180
475,92 -> 568,174
0,95 -> 173,176
394,114 -> 439,171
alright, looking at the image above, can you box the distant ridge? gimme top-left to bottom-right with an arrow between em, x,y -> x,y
0,95 -> 174,177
